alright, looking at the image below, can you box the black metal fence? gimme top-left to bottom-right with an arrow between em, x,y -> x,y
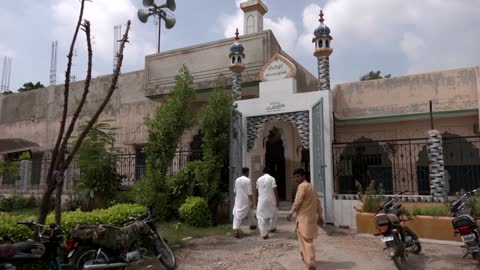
0,149 -> 201,194
333,136 -> 480,195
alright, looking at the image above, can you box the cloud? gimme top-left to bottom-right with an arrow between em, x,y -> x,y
50,0 -> 155,71
219,0 -> 244,37
219,0 -> 298,53
264,17 -> 298,53
296,0 -> 480,76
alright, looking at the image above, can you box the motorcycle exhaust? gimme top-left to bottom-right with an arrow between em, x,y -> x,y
83,263 -> 128,269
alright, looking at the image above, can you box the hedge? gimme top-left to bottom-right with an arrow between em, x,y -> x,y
0,203 -> 145,243
179,197 -> 210,227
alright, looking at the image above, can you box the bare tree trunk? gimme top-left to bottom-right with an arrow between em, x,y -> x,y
37,0 -> 131,226
55,172 -> 64,225
38,0 -> 87,225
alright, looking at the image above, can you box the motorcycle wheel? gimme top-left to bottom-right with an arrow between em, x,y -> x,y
70,247 -> 124,270
411,240 -> 422,254
154,235 -> 176,270
392,252 -> 407,270
392,235 -> 408,270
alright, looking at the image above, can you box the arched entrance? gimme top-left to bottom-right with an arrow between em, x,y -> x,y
264,127 -> 286,200
247,120 -> 303,202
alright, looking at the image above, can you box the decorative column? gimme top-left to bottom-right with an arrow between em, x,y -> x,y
312,10 -> 333,91
427,130 -> 447,198
229,28 -> 246,100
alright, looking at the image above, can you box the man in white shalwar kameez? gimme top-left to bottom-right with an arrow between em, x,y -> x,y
233,167 -> 256,238
256,167 -> 279,239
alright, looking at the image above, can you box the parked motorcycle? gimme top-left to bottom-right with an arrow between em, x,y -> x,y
373,190 -> 422,270
67,204 -> 176,270
450,188 -> 480,263
0,221 -> 66,270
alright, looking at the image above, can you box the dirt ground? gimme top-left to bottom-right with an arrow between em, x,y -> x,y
169,211 -> 479,270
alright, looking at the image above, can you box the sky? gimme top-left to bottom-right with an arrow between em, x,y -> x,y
0,0 -> 479,91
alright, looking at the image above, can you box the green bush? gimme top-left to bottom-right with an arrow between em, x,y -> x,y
179,197 -> 210,227
355,181 -> 385,213
410,205 -> 449,217
75,121 -> 122,210
164,161 -> 202,219
0,203 -> 145,243
0,195 -> 37,212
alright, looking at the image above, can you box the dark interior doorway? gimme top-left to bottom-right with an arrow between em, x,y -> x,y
264,127 -> 286,200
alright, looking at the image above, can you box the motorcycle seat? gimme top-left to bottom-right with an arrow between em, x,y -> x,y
0,245 -> 16,259
387,214 -> 400,225
13,240 -> 44,253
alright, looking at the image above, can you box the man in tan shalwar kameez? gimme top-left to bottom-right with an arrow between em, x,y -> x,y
287,168 -> 323,270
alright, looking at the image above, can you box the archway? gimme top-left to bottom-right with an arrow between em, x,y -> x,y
264,127 -> 286,200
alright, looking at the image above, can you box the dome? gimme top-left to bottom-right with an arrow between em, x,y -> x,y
314,24 -> 330,37
230,42 -> 245,53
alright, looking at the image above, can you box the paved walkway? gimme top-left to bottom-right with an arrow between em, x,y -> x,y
173,210 -> 479,270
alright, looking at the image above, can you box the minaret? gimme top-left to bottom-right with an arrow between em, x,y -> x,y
312,10 -> 333,91
229,28 -> 246,100
240,0 -> 268,35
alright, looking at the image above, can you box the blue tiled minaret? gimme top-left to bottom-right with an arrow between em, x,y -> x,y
229,28 -> 245,99
312,10 -> 333,91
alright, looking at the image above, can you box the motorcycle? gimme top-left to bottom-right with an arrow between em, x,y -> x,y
67,204 -> 176,270
373,190 -> 422,270
0,221 -> 66,270
450,188 -> 480,263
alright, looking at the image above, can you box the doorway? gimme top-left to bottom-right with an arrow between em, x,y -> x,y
264,127 -> 286,200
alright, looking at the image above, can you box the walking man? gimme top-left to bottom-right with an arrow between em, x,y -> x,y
233,167 -> 256,238
287,168 -> 323,270
256,166 -> 279,239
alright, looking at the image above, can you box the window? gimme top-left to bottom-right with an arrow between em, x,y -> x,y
237,56 -> 242,64
318,40 -> 323,48
326,40 -> 330,48
247,15 -> 255,34
231,56 -> 235,64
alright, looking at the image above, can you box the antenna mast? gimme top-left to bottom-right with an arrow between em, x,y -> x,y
113,24 -> 122,72
1,56 -> 12,93
50,40 -> 58,85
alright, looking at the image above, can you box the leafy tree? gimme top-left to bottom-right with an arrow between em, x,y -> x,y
18,82 -> 45,92
195,88 -> 234,223
132,65 -> 196,218
75,121 -> 121,210
360,70 -> 391,81
2,91 -> 13,95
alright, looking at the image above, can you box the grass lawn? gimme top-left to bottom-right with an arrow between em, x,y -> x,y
157,222 -> 232,246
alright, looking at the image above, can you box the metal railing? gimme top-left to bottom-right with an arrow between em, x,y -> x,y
1,149 -> 202,194
333,136 -> 480,195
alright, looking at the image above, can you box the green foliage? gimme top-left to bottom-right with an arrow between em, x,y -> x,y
18,81 -> 45,92
0,203 -> 145,243
410,205 -> 449,217
75,121 -> 121,210
0,195 -> 37,212
360,70 -> 391,81
164,161 -> 202,218
133,65 -> 196,217
0,152 -> 31,180
196,88 -> 234,205
355,180 -> 385,213
179,197 -> 210,227
145,65 -> 196,177
2,90 -> 13,95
